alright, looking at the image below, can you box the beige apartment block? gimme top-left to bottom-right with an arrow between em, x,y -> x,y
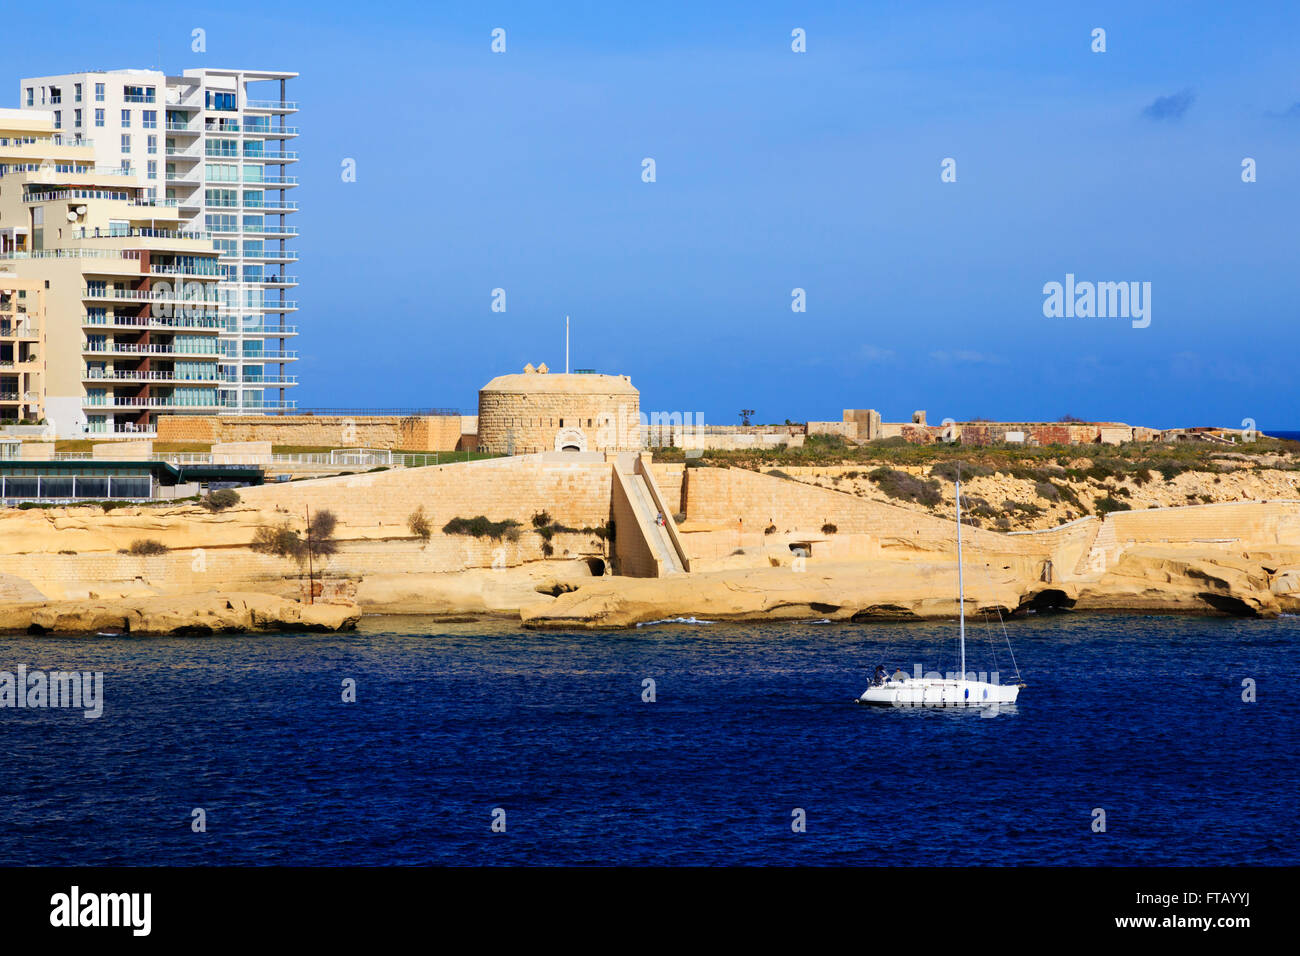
0,276 -> 45,422
0,107 -> 226,437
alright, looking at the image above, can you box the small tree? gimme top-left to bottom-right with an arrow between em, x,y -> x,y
739,409 -> 755,426
407,506 -> 432,543
250,509 -> 340,603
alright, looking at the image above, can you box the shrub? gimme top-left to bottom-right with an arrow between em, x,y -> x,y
442,515 -> 522,540
1034,480 -> 1060,501
531,511 -> 553,528
251,510 -> 339,565
764,523 -> 777,535
1094,496 -> 1132,516
202,488 -> 241,512
251,520 -> 305,563
407,506 -> 432,541
122,538 -> 167,556
868,467 -> 942,506
821,523 -> 838,535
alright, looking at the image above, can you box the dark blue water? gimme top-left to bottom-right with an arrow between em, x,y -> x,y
1264,430 -> 1300,441
0,613 -> 1295,865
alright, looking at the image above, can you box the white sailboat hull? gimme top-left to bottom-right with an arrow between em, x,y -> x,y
858,678 -> 1020,708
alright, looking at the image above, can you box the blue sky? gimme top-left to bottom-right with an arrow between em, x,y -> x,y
18,1 -> 1300,428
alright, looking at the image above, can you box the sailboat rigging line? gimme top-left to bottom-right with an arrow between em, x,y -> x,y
958,476 -> 1025,684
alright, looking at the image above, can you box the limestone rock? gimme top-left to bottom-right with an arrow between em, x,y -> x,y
5,592 -> 360,636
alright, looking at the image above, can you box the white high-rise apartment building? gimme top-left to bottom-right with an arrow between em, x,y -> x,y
18,68 -> 299,413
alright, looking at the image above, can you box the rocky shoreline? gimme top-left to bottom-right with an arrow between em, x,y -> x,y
0,592 -> 360,637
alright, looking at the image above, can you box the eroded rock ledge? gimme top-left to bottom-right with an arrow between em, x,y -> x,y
0,592 -> 360,636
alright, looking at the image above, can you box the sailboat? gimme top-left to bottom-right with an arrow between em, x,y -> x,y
858,478 -> 1023,708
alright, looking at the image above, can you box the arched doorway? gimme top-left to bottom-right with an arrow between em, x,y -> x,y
554,427 -> 588,452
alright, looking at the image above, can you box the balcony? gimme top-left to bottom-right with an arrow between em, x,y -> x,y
244,100 -> 298,112
243,301 -> 298,312
72,226 -> 212,243
84,369 -> 221,383
219,398 -> 297,410
223,323 -> 298,336
241,125 -> 299,138
222,373 -> 297,385
246,151 -> 298,163
84,315 -> 222,331
149,264 -> 223,278
81,288 -> 221,305
84,343 -> 219,357
240,250 -> 299,261
246,199 -> 298,213
82,396 -> 222,409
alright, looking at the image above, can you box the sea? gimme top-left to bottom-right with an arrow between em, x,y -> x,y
0,612 -> 1295,866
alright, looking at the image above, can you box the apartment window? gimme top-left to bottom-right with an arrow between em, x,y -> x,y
205,188 -> 238,208
121,109 -> 131,127
95,109 -> 105,128
74,83 -> 82,103
121,134 -> 131,154
205,91 -> 237,111
205,213 -> 237,231
95,83 -> 105,102
53,111 -> 62,130
74,109 -> 82,128
142,110 -> 157,129
206,138 -> 237,158
124,85 -> 155,104
147,135 -> 157,154
205,163 -> 237,183
25,87 -> 33,106
147,161 -> 157,180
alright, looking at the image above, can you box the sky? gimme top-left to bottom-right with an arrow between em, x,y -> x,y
14,1 -> 1300,428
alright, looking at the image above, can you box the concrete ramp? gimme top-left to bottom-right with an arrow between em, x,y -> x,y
610,456 -> 690,576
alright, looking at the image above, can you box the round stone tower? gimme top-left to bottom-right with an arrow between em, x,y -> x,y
477,365 -> 641,454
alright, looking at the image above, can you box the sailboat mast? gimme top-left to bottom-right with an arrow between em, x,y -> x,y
956,478 -> 965,681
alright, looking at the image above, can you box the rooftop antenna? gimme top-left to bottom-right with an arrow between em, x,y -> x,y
565,315 -> 570,373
